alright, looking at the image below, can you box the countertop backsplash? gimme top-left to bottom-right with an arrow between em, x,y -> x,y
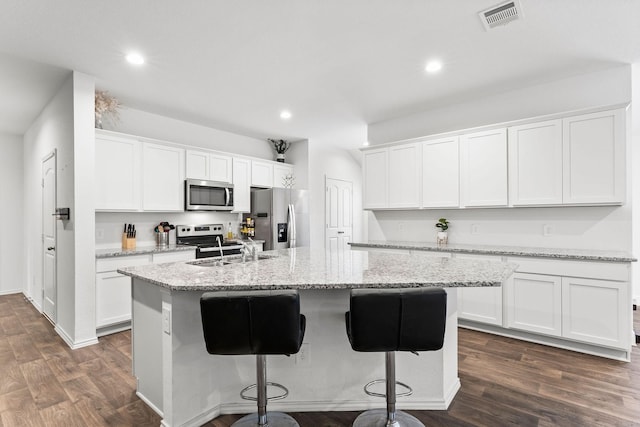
95,211 -> 241,249
365,205 -> 631,253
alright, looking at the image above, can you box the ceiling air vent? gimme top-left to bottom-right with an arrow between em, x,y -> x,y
479,0 -> 523,31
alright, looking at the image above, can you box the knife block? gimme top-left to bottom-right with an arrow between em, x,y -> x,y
122,233 -> 136,250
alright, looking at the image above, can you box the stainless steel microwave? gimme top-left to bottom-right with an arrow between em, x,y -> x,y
185,179 -> 234,211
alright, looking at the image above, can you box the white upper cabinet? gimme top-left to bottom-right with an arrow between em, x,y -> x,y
186,150 -> 233,183
273,163 -> 294,188
142,143 -> 185,211
185,150 -> 210,180
421,137 -> 459,208
251,160 -> 274,188
508,119 -> 563,206
210,153 -> 233,183
363,148 -> 388,209
460,128 -> 508,207
562,109 -> 625,205
232,157 -> 251,213
388,143 -> 421,208
95,131 -> 142,211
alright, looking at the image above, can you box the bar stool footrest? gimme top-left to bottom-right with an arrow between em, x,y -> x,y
240,382 -> 289,402
364,379 -> 413,399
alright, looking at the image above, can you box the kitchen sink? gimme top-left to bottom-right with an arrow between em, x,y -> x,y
187,253 -> 277,267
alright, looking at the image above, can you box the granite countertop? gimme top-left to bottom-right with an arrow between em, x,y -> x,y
96,244 -> 195,258
348,241 -> 636,263
117,247 -> 517,291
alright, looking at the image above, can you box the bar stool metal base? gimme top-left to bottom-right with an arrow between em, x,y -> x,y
352,408 -> 424,427
232,411 -> 300,427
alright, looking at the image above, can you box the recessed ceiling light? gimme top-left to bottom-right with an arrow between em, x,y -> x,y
280,110 -> 292,120
126,52 -> 145,65
425,60 -> 442,74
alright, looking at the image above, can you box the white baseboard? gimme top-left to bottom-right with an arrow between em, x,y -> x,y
0,289 -> 22,296
54,325 -> 99,350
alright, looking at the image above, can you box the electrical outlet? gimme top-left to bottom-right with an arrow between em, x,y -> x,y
296,343 -> 310,366
95,228 -> 104,239
471,224 -> 479,235
162,305 -> 171,335
543,224 -> 553,236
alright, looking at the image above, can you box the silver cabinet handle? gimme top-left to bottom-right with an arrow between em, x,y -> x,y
47,246 -> 55,251
337,231 -> 345,234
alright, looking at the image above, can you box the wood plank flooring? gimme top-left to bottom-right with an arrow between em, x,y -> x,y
1,292 -> 639,426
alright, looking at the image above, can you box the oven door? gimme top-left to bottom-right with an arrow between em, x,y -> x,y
185,179 -> 234,211
196,245 -> 243,259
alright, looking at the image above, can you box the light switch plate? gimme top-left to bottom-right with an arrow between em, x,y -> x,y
162,305 -> 171,335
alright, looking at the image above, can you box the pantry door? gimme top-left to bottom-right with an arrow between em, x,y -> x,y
325,177 -> 353,254
42,150 -> 57,323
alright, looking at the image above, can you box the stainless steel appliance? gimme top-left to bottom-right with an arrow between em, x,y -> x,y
176,224 -> 243,258
184,179 -> 234,211
250,188 -> 309,250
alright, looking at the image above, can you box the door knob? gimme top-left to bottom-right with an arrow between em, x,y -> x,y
47,246 -> 55,251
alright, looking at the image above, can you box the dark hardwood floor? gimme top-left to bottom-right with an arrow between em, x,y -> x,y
1,292 -> 639,426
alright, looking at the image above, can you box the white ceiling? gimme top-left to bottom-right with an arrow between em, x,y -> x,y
1,0 -> 639,147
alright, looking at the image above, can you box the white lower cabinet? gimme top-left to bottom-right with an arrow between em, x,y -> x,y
561,277 -> 629,349
95,250 -> 195,336
456,254 -> 503,326
506,272 -> 562,337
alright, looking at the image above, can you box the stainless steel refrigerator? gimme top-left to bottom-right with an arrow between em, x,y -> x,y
250,188 -> 309,250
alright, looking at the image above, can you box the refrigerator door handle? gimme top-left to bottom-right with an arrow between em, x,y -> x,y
287,203 -> 296,248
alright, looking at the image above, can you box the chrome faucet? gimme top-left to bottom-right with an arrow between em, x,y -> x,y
240,238 -> 258,262
216,236 -> 225,261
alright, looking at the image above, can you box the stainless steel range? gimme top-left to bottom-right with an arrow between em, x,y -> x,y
176,224 -> 243,259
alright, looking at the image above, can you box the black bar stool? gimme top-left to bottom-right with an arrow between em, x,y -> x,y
200,290 -> 306,427
345,287 -> 447,427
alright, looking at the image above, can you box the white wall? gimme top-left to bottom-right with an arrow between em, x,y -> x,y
308,141 -> 363,250
0,133 -> 24,294
24,71 -> 97,348
368,65 -> 632,144
632,63 -> 640,304
106,107 -> 274,160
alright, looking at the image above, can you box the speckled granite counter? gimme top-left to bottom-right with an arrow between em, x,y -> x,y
349,240 -> 636,263
118,247 -> 517,291
96,244 -> 195,258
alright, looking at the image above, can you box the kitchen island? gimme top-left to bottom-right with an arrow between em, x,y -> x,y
119,247 -> 516,427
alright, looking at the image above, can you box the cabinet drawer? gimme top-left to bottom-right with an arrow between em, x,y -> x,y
96,254 -> 152,273
507,257 -> 629,282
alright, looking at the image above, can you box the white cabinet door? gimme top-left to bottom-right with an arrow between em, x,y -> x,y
251,160 -> 274,188
388,143 -> 420,208
460,128 -> 508,207
506,272 -> 562,337
95,131 -> 142,211
421,137 -> 459,208
210,153 -> 233,183
273,163 -> 294,188
232,157 -> 251,212
562,109 -> 625,205
508,120 -> 563,206
96,271 -> 132,328
562,277 -> 629,349
142,143 -> 185,211
363,148 -> 388,209
185,150 -> 210,180
456,254 -> 503,326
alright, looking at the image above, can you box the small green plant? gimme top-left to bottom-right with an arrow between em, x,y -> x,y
435,218 -> 450,232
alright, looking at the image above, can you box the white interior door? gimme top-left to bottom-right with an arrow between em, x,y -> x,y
42,151 -> 57,323
325,177 -> 353,253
